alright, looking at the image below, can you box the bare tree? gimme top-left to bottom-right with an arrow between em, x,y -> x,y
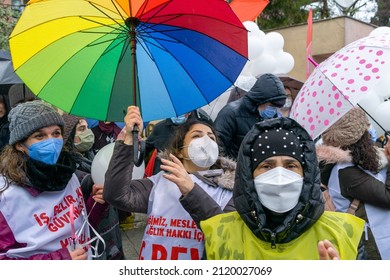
371,0 -> 390,26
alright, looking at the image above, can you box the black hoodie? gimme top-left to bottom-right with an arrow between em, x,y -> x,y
234,117 -> 324,244
214,73 -> 286,159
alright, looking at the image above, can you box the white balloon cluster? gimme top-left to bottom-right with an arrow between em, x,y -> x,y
235,21 -> 295,91
357,26 -> 390,135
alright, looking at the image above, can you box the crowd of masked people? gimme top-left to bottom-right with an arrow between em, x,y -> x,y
1,74 -> 389,260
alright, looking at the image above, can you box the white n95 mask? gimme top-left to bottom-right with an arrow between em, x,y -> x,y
187,135 -> 219,168
254,167 -> 303,213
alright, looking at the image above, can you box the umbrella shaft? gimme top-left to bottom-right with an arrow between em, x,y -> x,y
130,36 -> 137,105
126,17 -> 138,106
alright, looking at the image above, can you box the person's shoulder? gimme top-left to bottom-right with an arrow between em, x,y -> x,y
215,102 -> 240,120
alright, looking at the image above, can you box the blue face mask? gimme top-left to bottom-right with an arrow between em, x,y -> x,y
259,106 -> 278,119
26,138 -> 63,165
368,125 -> 377,143
171,115 -> 187,125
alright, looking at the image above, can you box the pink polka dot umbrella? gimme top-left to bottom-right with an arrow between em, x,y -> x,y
290,31 -> 390,140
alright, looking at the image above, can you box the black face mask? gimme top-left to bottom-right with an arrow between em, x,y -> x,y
25,151 -> 76,192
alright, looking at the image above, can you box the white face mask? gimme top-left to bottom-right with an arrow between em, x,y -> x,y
186,135 -> 219,168
254,167 -> 303,213
282,97 -> 292,109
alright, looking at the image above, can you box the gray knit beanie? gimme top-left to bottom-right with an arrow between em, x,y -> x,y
322,107 -> 369,148
8,100 -> 65,145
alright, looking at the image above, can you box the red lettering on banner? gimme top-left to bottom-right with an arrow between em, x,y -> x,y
34,214 -> 43,226
147,215 -> 167,227
165,228 -> 192,239
60,238 -> 70,248
139,241 -> 146,260
143,243 -> 201,260
171,246 -> 187,260
53,195 -> 76,215
65,195 -> 76,205
170,218 -> 197,229
190,248 -> 200,260
151,244 -> 168,260
45,201 -> 85,232
75,187 -> 83,199
146,226 -> 165,236
193,229 -> 205,242
34,192 -> 84,228
40,213 -> 49,224
59,232 -> 90,249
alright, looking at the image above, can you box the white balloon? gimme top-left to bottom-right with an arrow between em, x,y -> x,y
371,73 -> 390,101
359,89 -> 389,134
243,21 -> 263,38
91,142 -> 145,185
264,32 -> 284,55
252,54 -> 277,77
358,89 -> 382,115
274,52 -> 295,75
374,101 -> 390,131
248,36 -> 264,60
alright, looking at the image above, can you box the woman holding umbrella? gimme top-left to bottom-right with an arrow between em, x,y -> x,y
103,106 -> 236,260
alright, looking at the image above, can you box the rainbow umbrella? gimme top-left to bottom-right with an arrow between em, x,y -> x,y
9,0 -> 248,123
10,0 -> 248,164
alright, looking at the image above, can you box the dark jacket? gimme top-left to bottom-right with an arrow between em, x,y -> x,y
234,118 -> 324,244
317,145 -> 390,209
91,122 -> 121,153
317,144 -> 390,259
214,74 -> 285,159
0,116 -> 9,151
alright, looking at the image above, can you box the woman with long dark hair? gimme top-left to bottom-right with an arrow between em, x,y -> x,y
104,106 -> 236,260
317,107 -> 390,259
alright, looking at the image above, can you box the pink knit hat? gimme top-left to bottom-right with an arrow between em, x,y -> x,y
322,107 -> 369,147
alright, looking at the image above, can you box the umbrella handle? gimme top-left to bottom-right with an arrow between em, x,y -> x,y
132,124 -> 145,167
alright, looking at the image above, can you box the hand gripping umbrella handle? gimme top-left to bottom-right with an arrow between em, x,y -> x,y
132,124 -> 145,167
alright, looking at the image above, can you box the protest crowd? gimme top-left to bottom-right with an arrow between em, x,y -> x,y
1,0 -> 390,262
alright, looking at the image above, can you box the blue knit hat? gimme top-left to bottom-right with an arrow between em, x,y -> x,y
8,100 -> 64,145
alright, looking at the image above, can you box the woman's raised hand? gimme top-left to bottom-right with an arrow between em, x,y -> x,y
123,106 -> 143,145
161,154 -> 195,196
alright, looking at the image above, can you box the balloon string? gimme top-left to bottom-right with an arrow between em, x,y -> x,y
70,203 -> 77,250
